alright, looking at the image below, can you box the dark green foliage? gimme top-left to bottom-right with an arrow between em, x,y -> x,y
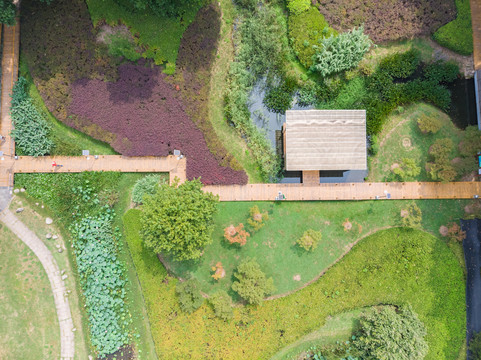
232,258 -> 275,305
140,179 -> 219,261
70,212 -> 130,356
470,332 -> 481,360
131,174 -> 162,204
107,34 -> 141,62
0,0 -> 16,25
10,77 -> 53,156
114,0 -> 206,17
378,50 -> 421,79
208,290 -> 234,321
263,81 -> 295,114
433,0 -> 473,55
303,341 -> 362,359
311,26 -> 372,77
427,138 -> 456,182
296,82 -> 318,107
288,7 -> 335,69
369,135 -> 379,155
424,61 -> 459,83
176,278 -> 204,314
355,305 -> 428,360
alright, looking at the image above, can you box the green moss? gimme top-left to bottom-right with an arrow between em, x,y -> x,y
433,0 -> 473,55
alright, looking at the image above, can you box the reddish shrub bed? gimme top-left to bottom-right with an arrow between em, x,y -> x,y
313,0 -> 456,43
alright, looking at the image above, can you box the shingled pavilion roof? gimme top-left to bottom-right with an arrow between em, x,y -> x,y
284,110 -> 367,171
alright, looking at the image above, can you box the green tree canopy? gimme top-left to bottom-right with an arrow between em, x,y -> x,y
355,305 -> 428,360
0,0 -> 16,25
140,179 -> 218,261
231,258 -> 275,305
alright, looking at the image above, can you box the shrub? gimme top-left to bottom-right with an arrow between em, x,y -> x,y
224,224 -> 250,246
296,81 -> 319,107
378,49 -> 421,79
131,175 -> 162,204
247,205 -> 269,232
141,179 -> 219,261
424,61 -> 459,83
430,138 -> 454,162
176,278 -> 204,314
433,0 -> 473,55
70,212 -> 130,356
0,0 -> 16,26
355,305 -> 428,360
231,258 -> 275,305
459,126 -> 481,157
311,26 -> 372,77
368,135 -> 379,155
297,229 -> 322,252
401,203 -> 423,229
446,222 -> 466,242
211,262 -> 225,281
208,290 -> 234,321
286,0 -> 310,15
288,6 -> 335,68
417,114 -> 443,134
107,34 -> 141,62
470,332 -> 481,360
10,77 -> 53,157
392,158 -> 421,181
263,82 -> 295,114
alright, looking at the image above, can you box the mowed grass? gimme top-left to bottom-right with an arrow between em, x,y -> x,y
86,0 -> 203,72
123,213 -> 466,360
166,199 -> 466,295
19,58 -> 117,156
0,224 -> 60,359
368,102 -> 464,182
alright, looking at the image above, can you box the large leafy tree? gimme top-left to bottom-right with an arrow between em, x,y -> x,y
140,179 -> 218,261
355,305 -> 428,360
231,258 -> 275,305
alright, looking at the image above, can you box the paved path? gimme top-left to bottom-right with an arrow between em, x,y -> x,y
0,209 -> 75,360
204,181 -> 481,201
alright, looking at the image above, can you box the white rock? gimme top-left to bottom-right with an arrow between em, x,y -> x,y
13,189 -> 19,194
41,205 -> 44,209
46,233 -> 52,239
20,188 -> 25,192
15,208 -> 24,213
61,270 -> 65,275
52,235 -> 58,240
61,274 -> 68,280
45,218 -> 53,225
71,328 -> 77,332
55,244 -> 61,249
57,248 -> 63,253
35,202 -> 39,206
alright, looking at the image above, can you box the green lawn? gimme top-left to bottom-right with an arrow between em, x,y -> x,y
433,0 -> 473,55
0,224 -> 60,359
123,213 -> 466,359
368,103 -> 464,182
165,199 -> 466,296
270,308 -> 364,360
19,59 -> 117,156
86,0 -> 203,72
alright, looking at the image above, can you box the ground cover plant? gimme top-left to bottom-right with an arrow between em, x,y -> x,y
313,0 -> 456,44
123,212 -> 466,359
0,225 -> 60,359
86,0 -> 205,71
433,0 -> 473,55
368,103 -> 481,182
164,199 -> 466,296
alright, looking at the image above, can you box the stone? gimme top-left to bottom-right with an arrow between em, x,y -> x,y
13,189 -> 19,194
71,328 -> 77,332
55,244 -> 61,249
41,205 -> 44,209
61,274 -> 68,280
89,355 -> 93,360
35,202 -> 39,206
15,208 -> 24,213
46,233 -> 52,239
61,270 -> 65,275
20,188 -> 25,192
52,235 -> 58,240
45,217 -> 53,225
58,248 -> 63,253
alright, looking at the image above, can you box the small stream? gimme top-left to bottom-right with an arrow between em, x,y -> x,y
447,78 -> 478,129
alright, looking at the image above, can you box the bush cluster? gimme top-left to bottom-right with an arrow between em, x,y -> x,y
10,77 -> 53,156
131,175 -> 162,204
401,203 -> 423,229
224,223 -> 250,246
176,278 -> 204,313
297,229 -> 322,252
208,290 -> 234,321
427,138 -> 456,182
392,158 -> 421,181
232,258 -> 275,305
263,81 -> 295,114
247,205 -> 269,232
70,212 -> 130,357
417,114 -> 442,134
107,34 -> 141,62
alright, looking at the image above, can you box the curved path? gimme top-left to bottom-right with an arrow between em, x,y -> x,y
0,209 -> 75,360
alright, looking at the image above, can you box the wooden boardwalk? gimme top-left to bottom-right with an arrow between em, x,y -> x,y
472,0 -> 481,70
204,182 -> 481,201
0,22 -> 19,187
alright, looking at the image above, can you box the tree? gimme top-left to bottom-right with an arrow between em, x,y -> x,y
311,26 -> 372,77
0,0 -> 15,25
297,229 -> 322,251
470,332 -> 481,360
176,278 -> 204,313
417,114 -> 442,134
393,157 -> 421,181
286,0 -> 310,15
355,305 -> 428,360
208,290 -> 234,321
224,224 -> 250,246
231,258 -> 275,305
140,179 -> 218,261
427,138 -> 456,182
401,203 -> 422,229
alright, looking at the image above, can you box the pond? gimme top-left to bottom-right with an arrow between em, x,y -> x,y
447,77 -> 478,129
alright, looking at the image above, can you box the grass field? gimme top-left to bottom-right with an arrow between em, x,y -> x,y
165,199 -> 467,296
0,224 -> 60,359
368,103 -> 464,182
123,214 -> 466,360
86,0 -> 203,72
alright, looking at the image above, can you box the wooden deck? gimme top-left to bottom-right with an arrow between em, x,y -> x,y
0,22 -> 19,187
12,155 -> 186,184
204,182 -> 481,201
472,0 -> 481,70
